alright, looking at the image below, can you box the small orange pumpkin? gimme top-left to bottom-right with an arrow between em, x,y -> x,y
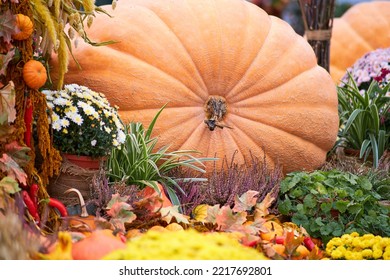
260,221 -> 284,241
23,60 -> 47,90
71,229 -> 126,260
12,14 -> 34,41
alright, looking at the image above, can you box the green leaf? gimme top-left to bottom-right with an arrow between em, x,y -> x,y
347,203 -> 362,215
0,176 -> 21,194
335,200 -> 349,213
320,202 -> 332,212
303,194 -> 317,208
277,197 -> 292,215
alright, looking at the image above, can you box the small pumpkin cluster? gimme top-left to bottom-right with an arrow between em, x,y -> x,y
11,13 -> 47,90
259,220 -> 323,260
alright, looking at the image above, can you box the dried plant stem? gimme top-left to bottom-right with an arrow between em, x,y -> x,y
298,0 -> 336,72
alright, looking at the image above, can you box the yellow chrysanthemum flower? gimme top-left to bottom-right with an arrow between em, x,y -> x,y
103,229 -> 268,260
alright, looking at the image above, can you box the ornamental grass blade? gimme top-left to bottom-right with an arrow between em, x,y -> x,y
343,109 -> 364,134
368,104 -> 380,135
145,103 -> 167,140
368,133 -> 379,168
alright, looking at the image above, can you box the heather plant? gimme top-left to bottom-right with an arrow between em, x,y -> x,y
199,152 -> 282,209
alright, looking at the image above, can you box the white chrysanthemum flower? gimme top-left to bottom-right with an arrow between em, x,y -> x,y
60,118 -> 70,128
52,120 -> 62,131
53,97 -> 69,106
91,140 -> 97,146
68,112 -> 83,125
104,127 -> 112,134
52,112 -> 60,122
65,84 -> 76,92
82,104 -> 97,116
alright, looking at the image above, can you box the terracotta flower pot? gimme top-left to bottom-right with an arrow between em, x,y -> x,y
62,153 -> 106,170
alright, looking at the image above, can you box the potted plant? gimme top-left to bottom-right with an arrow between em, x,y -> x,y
43,83 -> 126,168
43,84 -> 126,207
337,75 -> 390,168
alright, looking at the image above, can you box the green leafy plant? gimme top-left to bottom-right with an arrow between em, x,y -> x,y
336,75 -> 390,168
277,169 -> 390,246
106,105 -> 215,207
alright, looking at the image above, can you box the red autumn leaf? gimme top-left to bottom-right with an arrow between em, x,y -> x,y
215,205 -> 247,232
0,81 -> 16,124
232,190 -> 259,212
5,140 -> 30,167
254,192 -> 275,219
0,153 -> 27,185
160,205 -> 190,224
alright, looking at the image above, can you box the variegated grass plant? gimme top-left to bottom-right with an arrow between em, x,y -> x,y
106,105 -> 216,207
337,74 -> 390,168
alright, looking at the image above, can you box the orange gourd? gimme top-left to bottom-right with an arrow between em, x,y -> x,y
50,0 -> 339,174
71,229 -> 126,260
12,14 -> 34,41
260,221 -> 284,241
23,59 -> 47,90
330,1 -> 390,83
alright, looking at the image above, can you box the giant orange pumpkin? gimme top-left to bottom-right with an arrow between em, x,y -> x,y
330,1 -> 390,83
50,0 -> 339,174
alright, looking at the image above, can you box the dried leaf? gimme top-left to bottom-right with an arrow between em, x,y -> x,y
0,10 -> 17,44
0,48 -> 15,76
0,153 -> 27,185
0,176 -> 20,194
244,218 -> 267,235
5,140 -> 30,167
160,205 -> 190,224
133,194 -> 163,213
254,192 -> 275,219
106,193 -> 130,209
0,81 -> 16,123
284,230 -> 304,256
215,205 -> 247,231
232,190 -> 259,212
204,204 -> 221,224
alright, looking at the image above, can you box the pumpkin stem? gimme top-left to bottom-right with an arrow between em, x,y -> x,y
204,95 -> 232,131
64,188 -> 89,218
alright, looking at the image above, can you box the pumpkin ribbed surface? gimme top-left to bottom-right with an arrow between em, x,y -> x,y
50,0 -> 339,174
330,1 -> 390,83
